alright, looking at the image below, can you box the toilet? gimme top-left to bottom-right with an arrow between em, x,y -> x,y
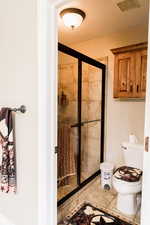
113,142 -> 143,215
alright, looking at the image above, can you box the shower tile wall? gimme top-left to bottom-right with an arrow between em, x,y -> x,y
58,62 -> 78,164
81,63 -> 102,181
58,59 -> 102,184
58,63 -> 78,124
58,60 -> 78,201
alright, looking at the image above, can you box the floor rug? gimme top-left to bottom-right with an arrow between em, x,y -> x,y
65,203 -> 132,225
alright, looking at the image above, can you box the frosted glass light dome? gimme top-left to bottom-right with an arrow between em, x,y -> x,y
60,8 -> 86,29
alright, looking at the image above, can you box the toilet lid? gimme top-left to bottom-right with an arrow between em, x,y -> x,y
113,166 -> 142,182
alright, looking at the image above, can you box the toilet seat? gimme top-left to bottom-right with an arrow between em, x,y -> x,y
113,175 -> 142,186
113,169 -> 142,196
113,166 -> 142,195
113,166 -> 142,182
113,174 -> 142,196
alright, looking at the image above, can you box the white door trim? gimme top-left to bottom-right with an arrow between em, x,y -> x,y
141,11 -> 150,225
38,1 -> 71,225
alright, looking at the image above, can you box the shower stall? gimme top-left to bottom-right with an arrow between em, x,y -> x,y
57,43 -> 106,206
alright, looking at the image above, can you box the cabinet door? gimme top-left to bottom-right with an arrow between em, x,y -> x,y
135,49 -> 147,98
114,52 -> 135,98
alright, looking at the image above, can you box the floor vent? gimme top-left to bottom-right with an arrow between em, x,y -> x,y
117,0 -> 141,12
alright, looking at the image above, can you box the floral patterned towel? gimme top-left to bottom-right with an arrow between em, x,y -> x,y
114,166 -> 142,182
65,204 -> 132,225
0,108 -> 16,193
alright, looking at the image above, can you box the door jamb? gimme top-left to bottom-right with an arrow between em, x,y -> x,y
38,1 -> 71,225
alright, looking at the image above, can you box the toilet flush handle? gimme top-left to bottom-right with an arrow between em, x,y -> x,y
145,136 -> 149,152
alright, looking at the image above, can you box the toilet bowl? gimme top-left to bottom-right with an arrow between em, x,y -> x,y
113,175 -> 142,215
113,141 -> 143,215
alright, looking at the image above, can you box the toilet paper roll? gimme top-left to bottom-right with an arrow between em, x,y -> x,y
129,134 -> 138,143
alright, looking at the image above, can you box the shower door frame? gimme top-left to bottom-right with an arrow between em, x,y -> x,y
58,43 -> 106,206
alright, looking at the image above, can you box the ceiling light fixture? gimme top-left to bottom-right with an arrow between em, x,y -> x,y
60,8 -> 86,30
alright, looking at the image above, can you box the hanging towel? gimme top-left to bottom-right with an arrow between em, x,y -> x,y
58,123 -> 76,186
0,108 -> 16,193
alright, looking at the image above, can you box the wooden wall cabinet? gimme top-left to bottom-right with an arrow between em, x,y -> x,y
111,42 -> 147,99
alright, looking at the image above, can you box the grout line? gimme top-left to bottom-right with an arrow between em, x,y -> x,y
58,177 -> 140,225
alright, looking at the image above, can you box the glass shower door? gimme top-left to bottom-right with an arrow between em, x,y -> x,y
57,51 -> 78,201
58,43 -> 105,206
81,62 -> 103,182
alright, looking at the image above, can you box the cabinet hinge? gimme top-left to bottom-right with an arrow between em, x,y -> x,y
54,146 -> 58,154
145,136 -> 149,152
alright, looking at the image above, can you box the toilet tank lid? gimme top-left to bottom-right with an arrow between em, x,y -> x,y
121,142 -> 144,150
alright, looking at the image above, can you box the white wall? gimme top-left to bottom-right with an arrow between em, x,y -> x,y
0,0 -> 148,224
0,0 -> 38,224
68,25 -> 148,166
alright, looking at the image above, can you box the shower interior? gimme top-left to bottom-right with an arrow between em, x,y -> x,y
57,43 -> 106,205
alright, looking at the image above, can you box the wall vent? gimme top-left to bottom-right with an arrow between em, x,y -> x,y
117,0 -> 141,12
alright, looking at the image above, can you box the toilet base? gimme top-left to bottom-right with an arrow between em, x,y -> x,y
117,193 -> 137,215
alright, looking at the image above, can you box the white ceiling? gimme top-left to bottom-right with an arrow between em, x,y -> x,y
58,0 -> 149,45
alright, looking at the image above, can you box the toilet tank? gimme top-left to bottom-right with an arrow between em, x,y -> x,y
121,142 -> 144,170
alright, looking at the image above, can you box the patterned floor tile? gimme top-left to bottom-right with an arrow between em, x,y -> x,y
58,176 -> 140,225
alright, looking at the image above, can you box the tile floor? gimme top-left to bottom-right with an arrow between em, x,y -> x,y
58,176 -> 141,225
58,176 -> 77,201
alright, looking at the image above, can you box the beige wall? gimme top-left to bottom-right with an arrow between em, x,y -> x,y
0,0 -> 38,224
68,25 -> 148,167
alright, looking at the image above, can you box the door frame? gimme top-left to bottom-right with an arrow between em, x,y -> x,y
141,14 -> 150,225
38,0 -> 150,225
38,1 -> 71,225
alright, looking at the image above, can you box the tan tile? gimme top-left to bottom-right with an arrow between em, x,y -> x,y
107,197 -> 135,224
58,176 -> 139,225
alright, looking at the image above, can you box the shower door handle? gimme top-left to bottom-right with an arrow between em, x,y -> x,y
71,119 -> 100,128
71,123 -> 84,128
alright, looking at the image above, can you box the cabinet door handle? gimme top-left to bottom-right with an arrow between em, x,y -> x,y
130,84 -> 133,92
137,85 -> 139,93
